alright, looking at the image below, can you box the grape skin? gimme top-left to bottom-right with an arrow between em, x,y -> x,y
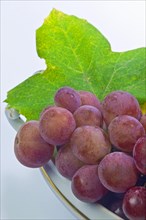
73,105 -> 102,128
71,165 -> 108,203
54,86 -> 81,113
39,105 -> 53,118
140,114 -> 146,132
122,186 -> 146,220
108,115 -> 145,152
55,143 -> 85,180
101,91 -> 141,126
78,90 -> 101,110
39,106 -> 76,145
14,121 -> 54,168
70,126 -> 111,164
98,152 -> 139,193
133,137 -> 146,175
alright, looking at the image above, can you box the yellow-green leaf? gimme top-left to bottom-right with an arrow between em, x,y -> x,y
5,9 -> 146,120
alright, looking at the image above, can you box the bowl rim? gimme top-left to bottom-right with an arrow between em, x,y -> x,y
40,166 -> 89,220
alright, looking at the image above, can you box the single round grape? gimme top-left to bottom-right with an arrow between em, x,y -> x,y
98,152 -> 139,193
133,137 -> 146,175
14,121 -> 54,168
122,186 -> 146,220
78,90 -> 101,110
71,165 -> 108,203
70,126 -> 111,164
140,114 -> 146,132
73,105 -> 102,127
108,115 -> 145,152
39,106 -> 76,145
101,91 -> 141,126
55,143 -> 85,180
54,86 -> 81,113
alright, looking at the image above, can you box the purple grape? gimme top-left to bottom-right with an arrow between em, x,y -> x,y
133,137 -> 146,175
39,106 -> 76,145
101,91 -> 141,126
140,114 -> 146,132
73,105 -> 102,128
78,90 -> 101,110
122,186 -> 146,220
71,165 -> 108,203
14,121 -> 54,168
70,126 -> 111,164
55,143 -> 85,180
54,86 -> 81,113
108,115 -> 145,152
98,152 -> 139,193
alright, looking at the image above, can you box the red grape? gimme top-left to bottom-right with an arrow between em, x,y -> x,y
98,152 -> 139,193
140,114 -> 146,132
39,106 -> 76,145
78,90 -> 101,110
73,105 -> 102,127
71,165 -> 108,203
108,115 -> 145,152
133,137 -> 146,175
70,126 -> 111,164
122,186 -> 146,220
55,143 -> 85,179
54,86 -> 81,113
14,121 -> 54,168
101,91 -> 141,126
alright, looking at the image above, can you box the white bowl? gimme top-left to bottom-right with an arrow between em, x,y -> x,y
5,107 -> 123,220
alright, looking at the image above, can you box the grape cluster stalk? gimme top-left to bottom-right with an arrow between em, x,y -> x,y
14,87 -> 146,220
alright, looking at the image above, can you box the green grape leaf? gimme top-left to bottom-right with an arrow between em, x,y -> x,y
5,9 -> 146,120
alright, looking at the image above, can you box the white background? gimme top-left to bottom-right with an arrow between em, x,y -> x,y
1,1 -> 145,219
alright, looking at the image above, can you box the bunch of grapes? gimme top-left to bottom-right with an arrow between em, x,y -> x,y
14,87 -> 146,220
